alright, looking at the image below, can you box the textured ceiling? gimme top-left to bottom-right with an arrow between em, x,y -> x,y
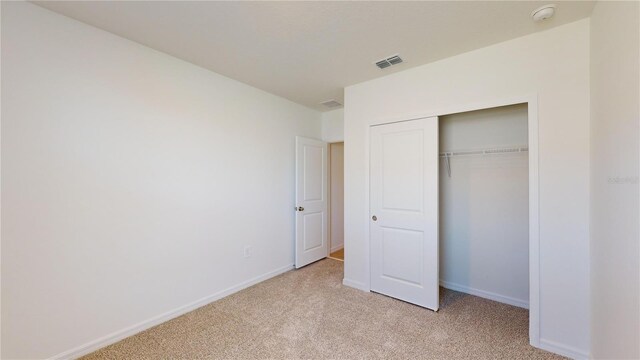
34,1 -> 595,112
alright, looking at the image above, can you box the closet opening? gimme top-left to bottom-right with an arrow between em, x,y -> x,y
439,103 -> 529,310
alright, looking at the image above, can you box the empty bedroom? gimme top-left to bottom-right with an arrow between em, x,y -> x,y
1,1 -> 638,359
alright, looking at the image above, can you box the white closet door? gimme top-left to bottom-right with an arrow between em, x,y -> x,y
370,117 -> 439,310
295,136 -> 328,268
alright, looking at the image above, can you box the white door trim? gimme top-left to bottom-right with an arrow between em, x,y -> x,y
327,142 -> 345,259
327,143 -> 333,257
358,94 -> 540,348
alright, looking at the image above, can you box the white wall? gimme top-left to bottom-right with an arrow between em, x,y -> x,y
439,105 -> 529,308
0,2 -> 321,359
321,109 -> 344,143
330,143 -> 344,252
589,2 -> 640,359
344,20 -> 590,358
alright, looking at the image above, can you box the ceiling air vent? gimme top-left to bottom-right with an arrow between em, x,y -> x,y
375,54 -> 403,69
320,99 -> 343,108
375,59 -> 392,69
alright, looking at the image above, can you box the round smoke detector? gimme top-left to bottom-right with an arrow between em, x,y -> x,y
531,4 -> 556,22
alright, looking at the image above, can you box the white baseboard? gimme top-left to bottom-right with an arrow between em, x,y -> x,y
342,278 -> 369,292
538,338 -> 589,359
439,280 -> 529,309
330,244 -> 344,253
49,264 -> 294,360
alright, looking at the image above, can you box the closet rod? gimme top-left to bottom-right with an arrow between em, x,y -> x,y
439,146 -> 528,158
439,146 -> 528,178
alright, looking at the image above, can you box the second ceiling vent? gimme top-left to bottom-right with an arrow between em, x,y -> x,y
375,54 -> 403,69
320,99 -> 343,109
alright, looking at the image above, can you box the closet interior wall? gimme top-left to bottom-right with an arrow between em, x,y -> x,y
439,104 -> 529,308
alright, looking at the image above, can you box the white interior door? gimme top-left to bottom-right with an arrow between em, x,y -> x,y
295,136 -> 328,268
370,117 -> 439,310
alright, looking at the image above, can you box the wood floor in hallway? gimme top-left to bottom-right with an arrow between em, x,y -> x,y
329,248 -> 344,260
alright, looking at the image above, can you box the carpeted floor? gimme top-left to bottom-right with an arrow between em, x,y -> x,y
83,259 -> 563,359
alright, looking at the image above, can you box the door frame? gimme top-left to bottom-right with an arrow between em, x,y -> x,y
360,94 -> 540,347
327,142 -> 345,260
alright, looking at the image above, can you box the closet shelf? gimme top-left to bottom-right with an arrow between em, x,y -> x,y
439,146 -> 528,158
439,146 -> 528,177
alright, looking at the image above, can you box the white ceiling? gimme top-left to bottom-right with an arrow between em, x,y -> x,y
33,1 -> 595,112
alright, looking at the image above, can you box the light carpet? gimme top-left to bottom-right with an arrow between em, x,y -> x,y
83,259 -> 563,359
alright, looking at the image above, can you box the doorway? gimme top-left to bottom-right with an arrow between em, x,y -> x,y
293,137 -> 345,268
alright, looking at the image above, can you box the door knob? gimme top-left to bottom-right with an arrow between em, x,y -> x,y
298,206 -> 304,211
372,215 -> 377,221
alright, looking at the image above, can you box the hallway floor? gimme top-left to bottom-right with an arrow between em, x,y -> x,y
329,248 -> 344,260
